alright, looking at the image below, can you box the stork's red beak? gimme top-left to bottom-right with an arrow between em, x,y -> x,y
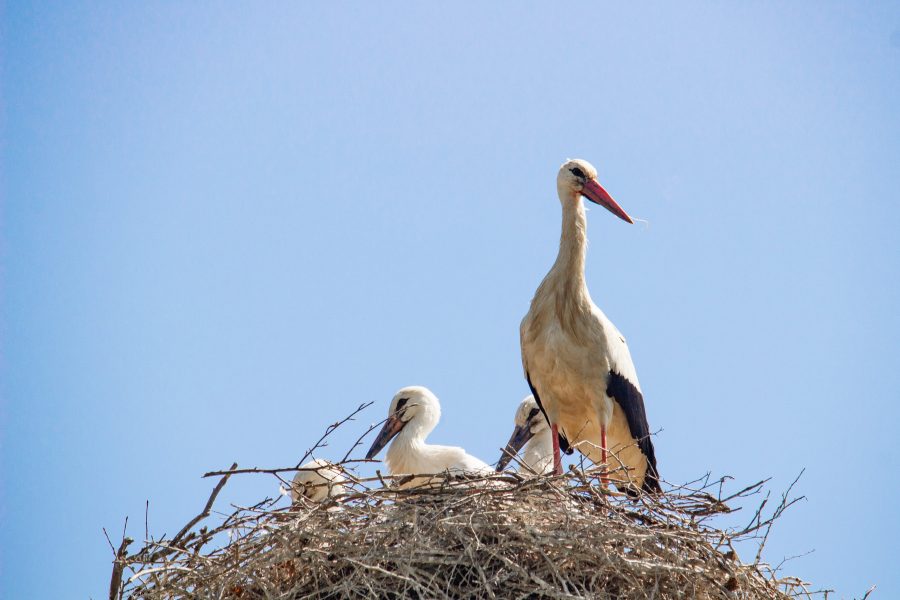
581,179 -> 633,224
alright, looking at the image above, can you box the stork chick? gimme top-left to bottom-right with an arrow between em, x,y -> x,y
365,386 -> 492,488
495,395 -> 553,475
290,458 -> 347,504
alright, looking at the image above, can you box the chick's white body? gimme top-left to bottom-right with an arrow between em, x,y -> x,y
512,396 -> 554,475
290,459 -> 347,503
375,386 -> 492,488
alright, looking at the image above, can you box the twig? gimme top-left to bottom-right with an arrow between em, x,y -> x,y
202,460 -> 376,479
753,470 -> 806,564
107,533 -> 133,600
341,404 -> 388,463
142,461 -> 237,565
176,462 -> 237,545
297,401 -> 374,467
144,500 -> 149,544
102,527 -> 116,556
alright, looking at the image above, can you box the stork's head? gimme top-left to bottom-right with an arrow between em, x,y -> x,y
496,395 -> 548,471
557,158 -> 633,224
290,458 -> 347,503
365,386 -> 441,460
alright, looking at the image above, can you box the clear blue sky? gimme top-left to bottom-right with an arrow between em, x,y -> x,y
2,3 -> 898,598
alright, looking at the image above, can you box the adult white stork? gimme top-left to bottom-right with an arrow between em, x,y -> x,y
520,158 -> 661,494
290,458 -> 347,503
365,386 -> 493,488
495,395 -> 553,475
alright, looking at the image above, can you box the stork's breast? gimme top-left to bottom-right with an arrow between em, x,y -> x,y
526,324 -> 609,388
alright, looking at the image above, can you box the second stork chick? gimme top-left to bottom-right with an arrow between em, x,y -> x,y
290,458 -> 347,504
495,395 -> 554,476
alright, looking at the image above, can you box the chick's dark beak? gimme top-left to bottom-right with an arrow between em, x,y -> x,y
365,413 -> 407,460
495,424 -> 535,471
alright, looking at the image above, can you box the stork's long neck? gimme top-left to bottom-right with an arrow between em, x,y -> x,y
549,194 -> 588,292
526,190 -> 594,343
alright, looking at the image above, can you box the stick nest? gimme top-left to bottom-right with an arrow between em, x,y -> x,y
111,404 -> 816,599
117,469 -> 817,600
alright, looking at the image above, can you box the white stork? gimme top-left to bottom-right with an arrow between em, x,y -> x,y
290,458 -> 347,503
495,395 -> 553,475
365,386 -> 493,488
520,158 -> 661,494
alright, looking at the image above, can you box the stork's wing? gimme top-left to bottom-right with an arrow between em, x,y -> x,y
526,370 -> 572,455
606,370 -> 661,493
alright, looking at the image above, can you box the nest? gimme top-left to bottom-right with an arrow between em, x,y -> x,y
108,406 -> 818,599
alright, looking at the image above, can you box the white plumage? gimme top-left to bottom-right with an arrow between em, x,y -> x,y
290,458 -> 347,503
495,395 -> 553,475
520,159 -> 660,494
365,386 -> 492,488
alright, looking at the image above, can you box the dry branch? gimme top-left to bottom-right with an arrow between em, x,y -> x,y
108,532 -> 133,600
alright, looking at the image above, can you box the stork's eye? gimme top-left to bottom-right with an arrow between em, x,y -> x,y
527,408 -> 541,421
570,167 -> 586,178
395,398 -> 410,413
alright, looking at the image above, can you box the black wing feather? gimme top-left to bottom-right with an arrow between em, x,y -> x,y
606,370 -> 661,493
526,371 -> 572,455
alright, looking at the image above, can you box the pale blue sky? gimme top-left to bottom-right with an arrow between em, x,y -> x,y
2,3 -> 899,598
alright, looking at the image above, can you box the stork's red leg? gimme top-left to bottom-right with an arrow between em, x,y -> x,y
600,425 -> 609,487
551,423 -> 562,475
